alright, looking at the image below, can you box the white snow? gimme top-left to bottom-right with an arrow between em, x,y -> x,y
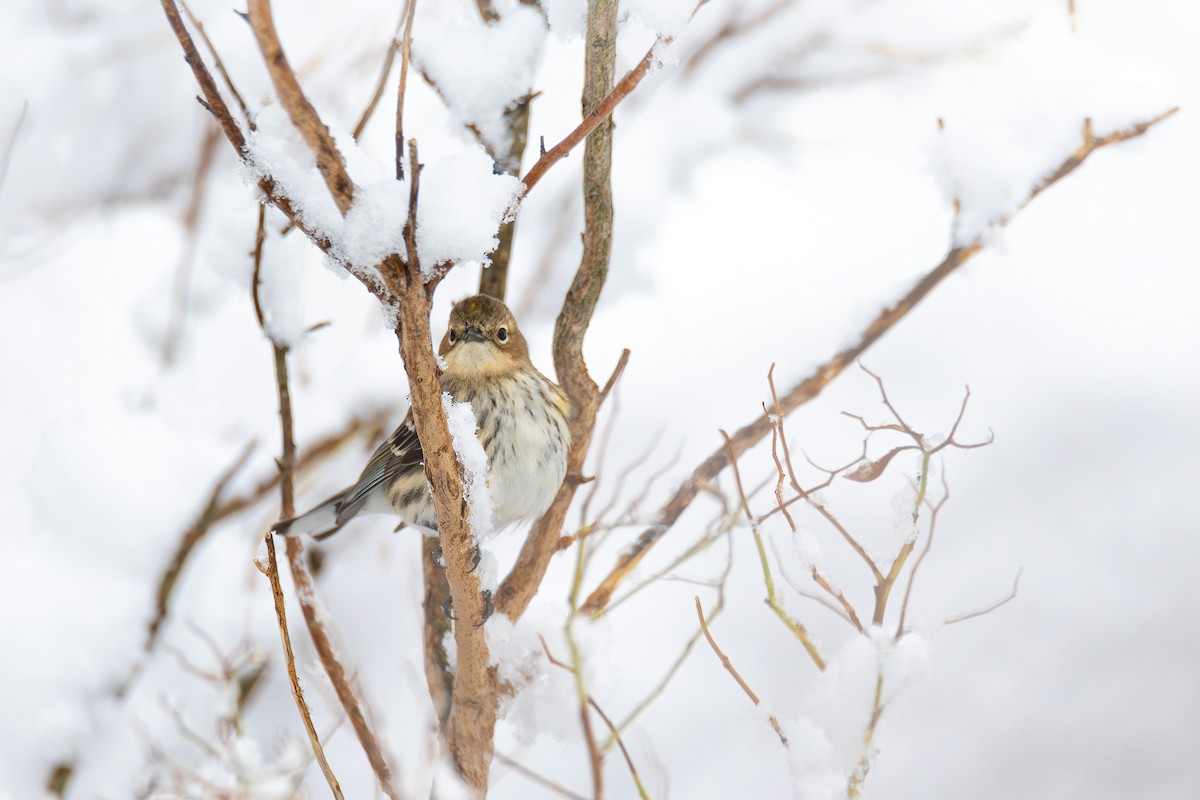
624,0 -> 696,39
925,11 -> 1175,245
442,392 -> 497,541
2,0 -> 1198,798
412,0 -> 548,165
416,150 -> 523,278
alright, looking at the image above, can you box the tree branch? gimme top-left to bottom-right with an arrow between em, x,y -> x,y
578,107 -> 1177,616
495,0 -> 622,621
520,38 -> 659,196
245,0 -> 355,214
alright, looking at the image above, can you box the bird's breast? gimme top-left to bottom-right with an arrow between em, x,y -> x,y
458,371 -> 570,528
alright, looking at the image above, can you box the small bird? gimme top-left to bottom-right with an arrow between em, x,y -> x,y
274,294 -> 570,540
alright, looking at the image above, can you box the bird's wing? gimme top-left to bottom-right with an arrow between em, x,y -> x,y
336,409 -> 425,525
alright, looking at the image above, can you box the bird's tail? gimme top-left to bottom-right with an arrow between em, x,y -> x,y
272,489 -> 351,541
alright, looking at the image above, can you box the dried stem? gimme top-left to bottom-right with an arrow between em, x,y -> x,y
253,205 -> 405,799
262,516 -> 343,798
353,38 -> 399,141
695,596 -> 787,746
541,637 -> 652,800
578,107 -> 1176,616
722,432 -> 826,670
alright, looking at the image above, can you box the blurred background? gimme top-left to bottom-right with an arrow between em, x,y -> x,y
1,0 -> 1197,797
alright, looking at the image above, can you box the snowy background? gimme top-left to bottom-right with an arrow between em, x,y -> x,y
1,0 -> 1198,798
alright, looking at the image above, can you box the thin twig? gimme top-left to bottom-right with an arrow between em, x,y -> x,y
721,432 -> 826,670
520,39 -> 661,195
896,471 -> 949,635
353,11 -> 405,140
147,440 -> 256,650
694,597 -> 787,746
944,570 -> 1022,627
394,0 -> 417,179
261,531 -> 344,798
541,637 -> 652,800
180,1 -> 253,125
254,206 -> 405,799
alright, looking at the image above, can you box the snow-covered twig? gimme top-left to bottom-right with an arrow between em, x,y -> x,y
244,0 -> 355,215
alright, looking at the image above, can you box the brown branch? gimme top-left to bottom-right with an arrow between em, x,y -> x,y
578,106 -> 1176,616
180,0 -> 253,125
158,0 -> 246,152
245,0 -> 355,215
284,538 -> 407,800
520,38 -> 659,196
495,0 -> 623,622
695,596 -> 787,746
262,530 -> 343,797
252,204 -> 405,799
395,0 -> 417,179
159,0 -> 365,289
474,0 -> 500,22
388,141 -> 495,790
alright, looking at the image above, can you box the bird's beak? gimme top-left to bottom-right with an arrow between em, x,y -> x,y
463,325 -> 487,343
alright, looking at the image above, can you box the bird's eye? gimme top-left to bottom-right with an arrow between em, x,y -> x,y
497,326 -> 508,343
448,329 -> 457,344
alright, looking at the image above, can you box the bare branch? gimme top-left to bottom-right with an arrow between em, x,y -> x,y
520,39 -> 660,196
695,597 -> 787,747
158,0 -> 246,151
180,1 -> 253,125
578,107 -> 1176,616
261,532 -> 344,798
245,0 -> 355,214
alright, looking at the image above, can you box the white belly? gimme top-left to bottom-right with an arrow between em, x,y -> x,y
470,372 -> 569,529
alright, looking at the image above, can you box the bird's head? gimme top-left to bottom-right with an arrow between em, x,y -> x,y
438,294 -> 531,379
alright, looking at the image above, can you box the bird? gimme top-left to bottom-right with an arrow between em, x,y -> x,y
273,294 -> 571,540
